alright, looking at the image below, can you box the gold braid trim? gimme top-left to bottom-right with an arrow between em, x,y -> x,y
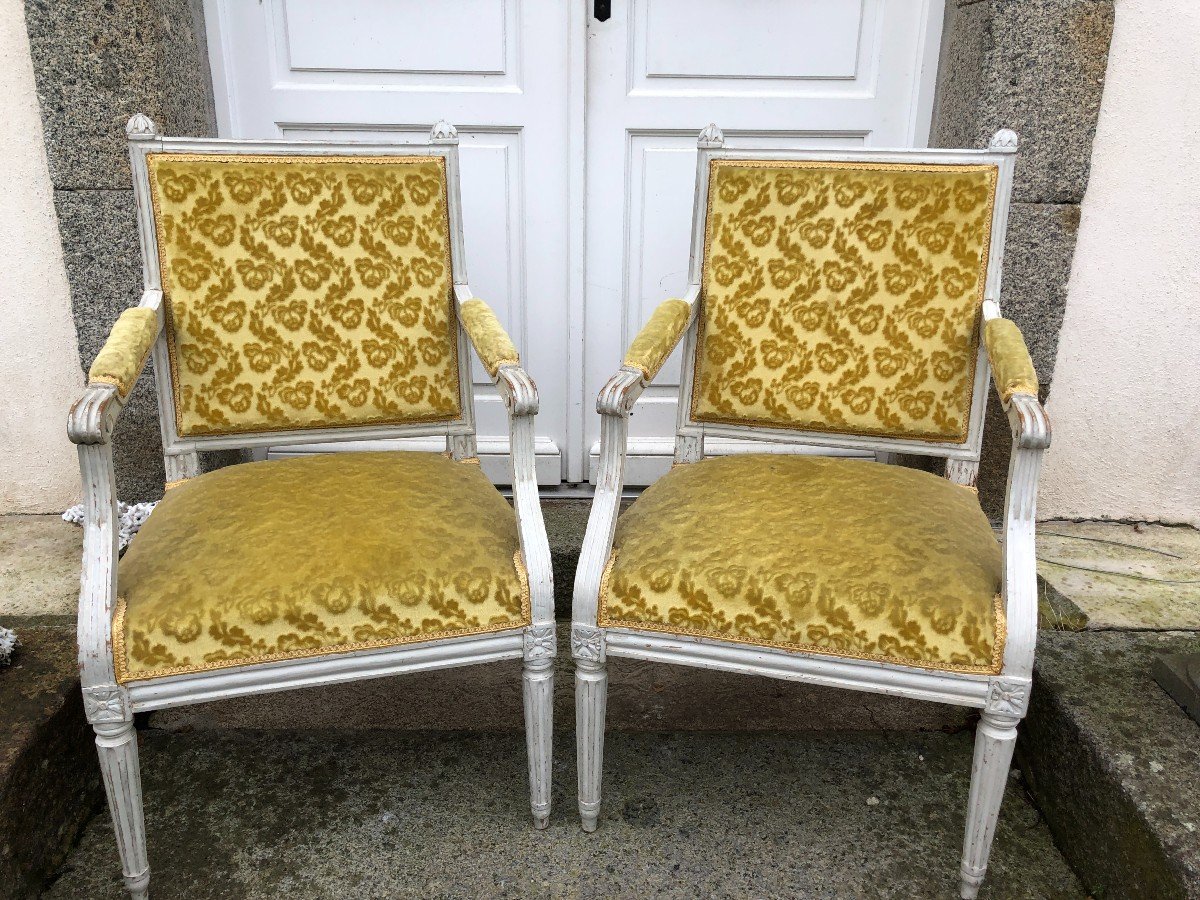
112,550 -> 532,684
597,549 -> 1007,676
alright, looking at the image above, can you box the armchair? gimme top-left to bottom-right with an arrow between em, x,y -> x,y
69,116 -> 554,899
573,125 -> 1049,899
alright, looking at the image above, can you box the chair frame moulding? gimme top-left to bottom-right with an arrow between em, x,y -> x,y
571,125 -> 1049,900
69,115 -> 555,900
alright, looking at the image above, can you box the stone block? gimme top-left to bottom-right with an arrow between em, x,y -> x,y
1020,630 -> 1200,899
1001,202 -> 1079,382
0,626 -> 101,900
934,0 -> 1114,205
24,0 -> 218,191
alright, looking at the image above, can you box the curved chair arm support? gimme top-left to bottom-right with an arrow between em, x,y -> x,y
69,294 -> 163,692
495,364 -> 554,625
572,366 -> 645,631
453,285 -> 552,621
999,392 -> 1051,679
71,405 -> 124,691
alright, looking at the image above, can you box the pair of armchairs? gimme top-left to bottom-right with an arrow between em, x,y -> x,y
72,116 -> 1046,899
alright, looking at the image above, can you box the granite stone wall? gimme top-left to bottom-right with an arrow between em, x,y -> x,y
23,0 -> 233,501
929,0 -> 1114,517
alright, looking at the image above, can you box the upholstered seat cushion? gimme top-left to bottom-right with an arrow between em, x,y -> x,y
599,455 -> 1004,674
114,452 -> 529,683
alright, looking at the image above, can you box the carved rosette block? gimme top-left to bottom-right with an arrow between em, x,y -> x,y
571,623 -> 605,664
985,678 -> 1030,719
523,622 -> 556,662
83,684 -> 131,724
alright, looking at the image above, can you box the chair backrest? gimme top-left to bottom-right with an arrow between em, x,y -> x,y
676,127 -> 1017,463
126,117 -> 476,454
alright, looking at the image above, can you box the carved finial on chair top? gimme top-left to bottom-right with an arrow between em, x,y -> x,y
429,120 -> 459,144
989,128 -> 1019,153
125,113 -> 158,140
698,123 -> 725,148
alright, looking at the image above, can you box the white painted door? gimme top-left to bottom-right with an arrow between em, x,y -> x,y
203,0 -> 573,484
582,0 -> 945,483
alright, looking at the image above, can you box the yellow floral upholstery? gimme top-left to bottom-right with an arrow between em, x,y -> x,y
114,452 -> 529,682
984,318 -> 1038,404
693,159 -> 999,443
459,298 -> 519,376
599,455 -> 1004,674
624,299 -> 692,380
88,307 -> 159,398
146,153 -> 462,437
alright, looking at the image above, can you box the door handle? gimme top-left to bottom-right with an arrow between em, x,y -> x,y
594,0 -> 610,22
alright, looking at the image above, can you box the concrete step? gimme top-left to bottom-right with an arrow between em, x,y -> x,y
0,627 -> 100,900
1021,629 -> 1200,899
46,729 -> 1082,899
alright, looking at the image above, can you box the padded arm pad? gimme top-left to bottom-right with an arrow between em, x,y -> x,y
984,318 -> 1039,404
459,299 -> 520,377
88,307 -> 159,399
623,299 -> 692,381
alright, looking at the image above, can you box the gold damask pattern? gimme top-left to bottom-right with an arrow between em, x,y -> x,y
599,455 -> 1004,674
88,307 -> 159,398
114,452 -> 529,682
694,160 -> 998,442
147,153 -> 462,437
984,318 -> 1039,403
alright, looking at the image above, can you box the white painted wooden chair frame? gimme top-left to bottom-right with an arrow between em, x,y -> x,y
68,116 -> 555,899
571,125 -> 1050,899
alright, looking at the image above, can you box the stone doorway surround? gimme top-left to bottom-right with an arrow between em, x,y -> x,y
22,0 -> 1114,517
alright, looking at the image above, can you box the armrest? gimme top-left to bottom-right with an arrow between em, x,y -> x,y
984,318 -> 1039,406
70,301 -> 162,445
459,298 -> 520,377
87,307 -> 159,399
623,298 -> 692,382
455,296 -> 551,622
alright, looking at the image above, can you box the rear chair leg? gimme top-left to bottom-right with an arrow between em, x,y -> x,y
960,694 -> 1025,899
522,623 -> 555,829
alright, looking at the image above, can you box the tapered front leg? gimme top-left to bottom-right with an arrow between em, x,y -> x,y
93,719 -> 150,899
522,657 -> 554,829
522,623 -> 555,829
960,710 -> 1020,899
574,655 -> 608,833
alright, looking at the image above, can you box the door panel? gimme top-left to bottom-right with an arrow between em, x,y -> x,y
204,0 -> 568,483
583,0 -> 945,483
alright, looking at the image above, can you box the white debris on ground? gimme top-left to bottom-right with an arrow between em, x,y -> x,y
0,626 -> 18,667
62,501 -> 157,552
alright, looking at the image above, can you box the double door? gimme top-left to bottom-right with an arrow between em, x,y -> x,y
205,0 -> 944,483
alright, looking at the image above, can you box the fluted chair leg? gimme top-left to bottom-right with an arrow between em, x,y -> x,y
94,720 -> 150,899
960,711 -> 1020,899
575,657 -> 608,832
522,657 -> 554,829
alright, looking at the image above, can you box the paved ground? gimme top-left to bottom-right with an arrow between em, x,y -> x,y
0,515 -> 79,622
1037,520 -> 1200,630
46,729 -> 1082,900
